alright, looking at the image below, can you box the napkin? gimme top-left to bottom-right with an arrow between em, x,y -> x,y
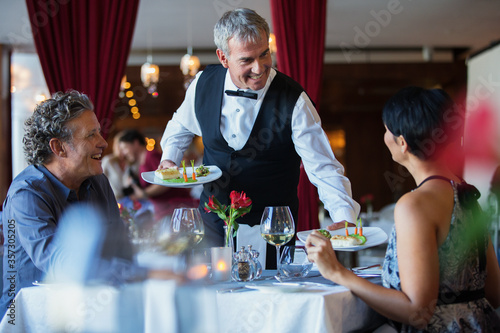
236,224 -> 267,269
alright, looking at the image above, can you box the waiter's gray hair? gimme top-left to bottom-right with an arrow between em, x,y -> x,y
214,8 -> 270,58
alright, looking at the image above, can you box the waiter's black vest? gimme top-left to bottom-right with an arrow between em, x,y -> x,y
195,65 -> 302,229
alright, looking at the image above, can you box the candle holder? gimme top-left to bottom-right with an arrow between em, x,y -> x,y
211,247 -> 233,282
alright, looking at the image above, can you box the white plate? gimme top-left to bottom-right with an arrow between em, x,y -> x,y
245,282 -> 308,293
297,227 -> 388,252
141,165 -> 222,188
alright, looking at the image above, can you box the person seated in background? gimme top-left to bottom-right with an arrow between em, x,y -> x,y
0,91 -> 179,319
102,130 -> 131,201
306,86 -> 500,332
118,130 -> 198,230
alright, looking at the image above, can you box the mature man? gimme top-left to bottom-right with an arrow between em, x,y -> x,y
1,91 -> 151,318
159,8 -> 360,267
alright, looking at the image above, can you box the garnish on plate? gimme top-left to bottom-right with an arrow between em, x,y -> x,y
181,160 -> 188,182
348,218 -> 366,245
329,219 -> 367,247
195,164 -> 210,177
317,229 -> 332,239
191,160 -> 197,180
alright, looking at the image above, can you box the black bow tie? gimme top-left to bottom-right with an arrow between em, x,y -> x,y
225,89 -> 258,100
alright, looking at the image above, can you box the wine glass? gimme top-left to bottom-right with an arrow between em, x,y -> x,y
157,208 -> 204,255
170,208 -> 205,246
260,206 -> 295,276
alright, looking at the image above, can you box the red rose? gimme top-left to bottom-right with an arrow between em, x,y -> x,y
205,196 -> 219,213
230,191 -> 252,210
360,194 -> 374,204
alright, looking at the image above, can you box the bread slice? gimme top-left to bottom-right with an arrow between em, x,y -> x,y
155,167 -> 181,180
330,235 -> 362,247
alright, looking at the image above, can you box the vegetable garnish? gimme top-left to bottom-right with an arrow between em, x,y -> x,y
345,221 -> 349,237
181,160 -> 188,182
195,164 -> 210,177
190,160 -> 196,180
349,218 -> 366,244
351,234 -> 367,245
317,229 -> 332,239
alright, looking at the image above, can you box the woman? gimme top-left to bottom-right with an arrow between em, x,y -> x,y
306,86 -> 500,332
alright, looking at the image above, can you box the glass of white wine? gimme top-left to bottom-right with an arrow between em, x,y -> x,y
170,208 -> 205,247
260,206 -> 295,276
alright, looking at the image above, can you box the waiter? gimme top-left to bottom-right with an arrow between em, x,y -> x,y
159,8 -> 359,267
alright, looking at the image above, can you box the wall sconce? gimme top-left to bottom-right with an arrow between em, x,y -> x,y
180,0 -> 200,89
141,26 -> 159,97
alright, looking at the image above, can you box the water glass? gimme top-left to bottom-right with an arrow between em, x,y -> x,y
279,246 -> 313,278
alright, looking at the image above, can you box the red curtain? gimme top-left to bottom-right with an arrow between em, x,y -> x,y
270,0 -> 327,232
26,0 -> 140,138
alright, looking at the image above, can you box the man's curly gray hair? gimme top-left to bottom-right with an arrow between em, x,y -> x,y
23,90 -> 94,165
214,8 -> 270,58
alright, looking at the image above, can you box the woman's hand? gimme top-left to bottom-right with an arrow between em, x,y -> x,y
305,231 -> 347,282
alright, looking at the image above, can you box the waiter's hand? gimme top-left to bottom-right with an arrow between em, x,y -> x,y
326,220 -> 356,231
158,159 -> 177,170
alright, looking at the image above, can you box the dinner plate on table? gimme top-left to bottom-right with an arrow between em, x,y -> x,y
245,282 -> 309,293
141,165 -> 222,188
296,227 -> 388,252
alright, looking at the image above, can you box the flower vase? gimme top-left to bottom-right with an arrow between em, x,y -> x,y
223,224 -> 235,252
366,203 -> 373,222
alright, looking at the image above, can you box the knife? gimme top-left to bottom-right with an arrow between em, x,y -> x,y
353,264 -> 381,271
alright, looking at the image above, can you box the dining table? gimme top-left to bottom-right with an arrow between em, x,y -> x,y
0,267 -> 385,333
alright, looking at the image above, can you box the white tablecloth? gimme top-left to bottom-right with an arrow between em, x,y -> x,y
0,272 -> 383,332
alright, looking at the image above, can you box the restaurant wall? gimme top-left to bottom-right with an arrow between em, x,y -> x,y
111,61 -> 467,212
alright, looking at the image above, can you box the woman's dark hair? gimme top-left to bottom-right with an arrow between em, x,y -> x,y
23,90 -> 94,165
382,86 -> 459,160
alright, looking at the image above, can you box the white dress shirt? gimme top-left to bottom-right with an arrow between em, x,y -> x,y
160,68 -> 360,223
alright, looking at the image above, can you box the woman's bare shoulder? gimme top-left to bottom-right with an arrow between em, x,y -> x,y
394,183 -> 454,230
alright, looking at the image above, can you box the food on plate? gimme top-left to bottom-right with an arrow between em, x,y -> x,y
330,235 -> 363,247
155,167 -> 181,180
317,229 -> 332,239
181,160 -> 188,182
351,234 -> 367,245
190,160 -> 197,180
337,219 -> 367,246
351,218 -> 367,244
195,164 -> 210,177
